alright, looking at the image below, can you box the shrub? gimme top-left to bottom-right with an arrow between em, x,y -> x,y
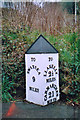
2,20 -> 80,103
2,68 -> 16,102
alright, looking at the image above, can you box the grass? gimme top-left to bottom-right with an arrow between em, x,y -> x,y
2,24 -> 80,104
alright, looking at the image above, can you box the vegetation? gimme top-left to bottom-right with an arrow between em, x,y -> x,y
2,2 -> 80,105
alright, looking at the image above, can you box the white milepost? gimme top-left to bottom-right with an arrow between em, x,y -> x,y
25,35 -> 59,106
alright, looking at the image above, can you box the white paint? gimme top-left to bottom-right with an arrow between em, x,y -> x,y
75,0 -> 77,24
25,53 -> 59,106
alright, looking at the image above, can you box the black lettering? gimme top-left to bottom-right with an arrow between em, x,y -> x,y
44,71 -> 47,74
46,78 -> 50,82
30,66 -> 32,69
46,77 -> 56,83
44,94 -> 47,101
44,95 -> 47,98
29,87 -> 32,90
54,69 -> 57,71
44,71 -> 47,73
38,72 -> 41,75
29,87 -> 39,93
27,65 -> 41,75
44,98 -> 47,101
36,68 -> 39,71
31,57 -> 36,62
49,64 -> 53,68
56,90 -> 58,96
52,71 -> 54,76
35,66 -> 37,69
46,86 -> 50,91
32,76 -> 35,82
50,84 -> 54,88
54,85 -> 57,90
49,78 -> 51,82
44,74 -> 47,77
48,70 -> 54,77
48,91 -> 54,98
43,71 -> 47,76
35,88 -> 39,92
32,65 -> 34,69
52,84 -> 55,88
45,91 -> 47,94
47,67 -> 49,70
48,57 -> 53,61
50,84 -> 52,88
52,91 -> 54,97
53,66 -> 55,69
48,71 -> 51,77
48,92 -> 51,98
28,68 -> 30,71
27,71 -> 29,74
52,77 -> 56,81
32,87 -> 34,91
56,90 -> 58,93
47,99 -> 52,104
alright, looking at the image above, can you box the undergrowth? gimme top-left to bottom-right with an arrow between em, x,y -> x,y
2,24 -> 80,104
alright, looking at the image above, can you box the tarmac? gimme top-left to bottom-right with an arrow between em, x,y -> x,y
2,101 -> 80,119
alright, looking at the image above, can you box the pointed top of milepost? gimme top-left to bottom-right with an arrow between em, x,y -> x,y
26,34 -> 58,54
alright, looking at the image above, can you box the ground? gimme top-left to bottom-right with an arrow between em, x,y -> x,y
2,100 -> 80,119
